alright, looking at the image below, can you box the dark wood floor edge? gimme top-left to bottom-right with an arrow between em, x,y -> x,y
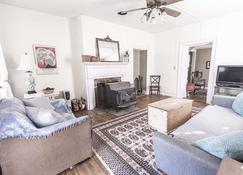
92,149 -> 114,175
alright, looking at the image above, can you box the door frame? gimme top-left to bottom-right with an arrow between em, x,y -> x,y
176,38 -> 217,104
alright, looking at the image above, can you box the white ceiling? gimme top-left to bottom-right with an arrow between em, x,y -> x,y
1,0 -> 243,33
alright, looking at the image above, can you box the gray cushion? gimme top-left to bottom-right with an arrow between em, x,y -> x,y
173,105 -> 243,144
25,107 -> 66,128
23,97 -> 55,110
193,130 -> 243,161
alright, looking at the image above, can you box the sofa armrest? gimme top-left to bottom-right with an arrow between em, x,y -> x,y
0,115 -> 92,175
153,132 -> 221,175
211,95 -> 235,108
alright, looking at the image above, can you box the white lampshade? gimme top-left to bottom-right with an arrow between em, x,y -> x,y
17,53 -> 36,72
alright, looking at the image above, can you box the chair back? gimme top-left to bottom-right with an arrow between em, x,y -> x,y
150,75 -> 161,86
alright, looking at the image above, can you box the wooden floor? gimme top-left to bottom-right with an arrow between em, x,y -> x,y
60,95 -> 207,175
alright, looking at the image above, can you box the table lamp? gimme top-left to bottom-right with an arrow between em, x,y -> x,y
17,53 -> 36,94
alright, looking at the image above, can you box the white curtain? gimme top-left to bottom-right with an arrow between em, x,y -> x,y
0,43 -> 13,98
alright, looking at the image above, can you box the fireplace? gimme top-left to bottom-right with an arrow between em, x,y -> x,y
83,62 -> 129,110
94,77 -> 121,108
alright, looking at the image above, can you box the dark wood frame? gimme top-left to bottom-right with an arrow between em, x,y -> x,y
206,61 -> 210,69
96,36 -> 121,62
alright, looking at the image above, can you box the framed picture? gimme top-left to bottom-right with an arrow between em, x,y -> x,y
33,44 -> 58,74
206,61 -> 210,69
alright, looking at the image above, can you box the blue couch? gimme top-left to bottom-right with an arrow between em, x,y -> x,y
0,97 -> 92,175
153,95 -> 243,175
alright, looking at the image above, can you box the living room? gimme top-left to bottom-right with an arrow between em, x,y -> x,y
1,0 -> 243,175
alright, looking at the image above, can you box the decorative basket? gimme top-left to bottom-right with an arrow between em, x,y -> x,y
42,88 -> 55,94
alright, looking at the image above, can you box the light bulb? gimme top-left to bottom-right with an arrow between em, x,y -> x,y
151,17 -> 156,24
141,13 -> 148,23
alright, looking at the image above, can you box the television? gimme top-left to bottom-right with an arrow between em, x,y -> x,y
216,66 -> 243,87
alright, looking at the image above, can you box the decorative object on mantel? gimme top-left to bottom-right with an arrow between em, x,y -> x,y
96,35 -> 120,62
121,50 -> 130,62
17,53 -> 37,94
82,55 -> 92,62
33,44 -> 58,75
82,55 -> 98,62
42,87 -> 55,94
117,0 -> 182,24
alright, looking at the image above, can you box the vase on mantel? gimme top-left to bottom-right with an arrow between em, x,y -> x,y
121,50 -> 130,62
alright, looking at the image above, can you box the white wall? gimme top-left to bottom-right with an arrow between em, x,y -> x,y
0,4 -> 75,98
154,11 -> 243,97
81,15 -> 154,83
69,15 -> 155,98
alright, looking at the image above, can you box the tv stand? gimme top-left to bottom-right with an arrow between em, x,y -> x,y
214,86 -> 243,97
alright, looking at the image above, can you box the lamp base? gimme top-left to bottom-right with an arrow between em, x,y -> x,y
27,90 -> 37,94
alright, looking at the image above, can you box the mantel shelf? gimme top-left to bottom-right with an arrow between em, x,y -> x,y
83,62 -> 128,66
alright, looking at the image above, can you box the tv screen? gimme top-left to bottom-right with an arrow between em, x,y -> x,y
217,66 -> 243,87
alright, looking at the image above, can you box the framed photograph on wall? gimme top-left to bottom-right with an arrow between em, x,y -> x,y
206,61 -> 210,69
33,44 -> 58,74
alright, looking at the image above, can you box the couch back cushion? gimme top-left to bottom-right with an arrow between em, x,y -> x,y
232,92 -> 243,116
0,98 -> 39,140
22,97 -> 55,110
25,107 -> 68,128
193,130 -> 243,161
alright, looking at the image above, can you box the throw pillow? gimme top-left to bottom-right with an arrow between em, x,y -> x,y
232,92 -> 243,116
23,97 -> 55,110
25,107 -> 65,128
193,130 -> 243,161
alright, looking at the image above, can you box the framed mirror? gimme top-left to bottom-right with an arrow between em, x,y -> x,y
96,36 -> 120,62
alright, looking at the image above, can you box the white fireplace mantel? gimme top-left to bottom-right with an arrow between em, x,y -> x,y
83,62 -> 129,110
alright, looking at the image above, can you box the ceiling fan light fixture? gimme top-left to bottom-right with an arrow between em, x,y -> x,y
141,13 -> 148,23
150,16 -> 157,24
118,0 -> 183,24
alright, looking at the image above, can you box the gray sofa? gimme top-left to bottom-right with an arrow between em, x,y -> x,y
0,98 -> 92,175
153,95 -> 243,175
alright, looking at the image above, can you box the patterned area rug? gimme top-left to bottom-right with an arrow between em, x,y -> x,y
92,107 -> 202,175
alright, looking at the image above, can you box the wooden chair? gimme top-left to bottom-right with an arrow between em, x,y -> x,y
149,75 -> 161,95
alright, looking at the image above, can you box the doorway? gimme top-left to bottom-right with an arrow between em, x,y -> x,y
187,45 -> 212,103
177,39 -> 216,104
133,49 -> 147,95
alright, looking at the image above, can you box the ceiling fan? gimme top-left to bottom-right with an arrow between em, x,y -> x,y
118,0 -> 183,24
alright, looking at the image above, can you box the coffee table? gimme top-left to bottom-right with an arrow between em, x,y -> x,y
148,98 -> 193,134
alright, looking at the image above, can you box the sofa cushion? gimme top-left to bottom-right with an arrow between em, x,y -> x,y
173,105 -> 243,144
193,130 -> 243,161
23,97 -> 55,110
232,92 -> 243,116
0,97 -> 26,115
25,107 -> 68,128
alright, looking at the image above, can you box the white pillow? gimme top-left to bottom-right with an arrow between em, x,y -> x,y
23,97 -> 55,110
25,107 -> 65,128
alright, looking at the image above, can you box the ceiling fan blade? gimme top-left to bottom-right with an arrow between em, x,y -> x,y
159,0 -> 183,5
118,7 -> 148,15
161,7 -> 181,17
